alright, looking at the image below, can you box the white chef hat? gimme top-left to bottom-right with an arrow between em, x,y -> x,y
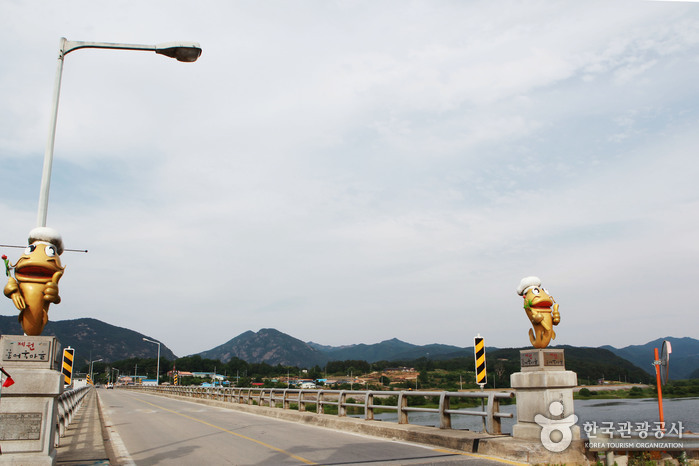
28,227 -> 64,255
517,276 -> 541,296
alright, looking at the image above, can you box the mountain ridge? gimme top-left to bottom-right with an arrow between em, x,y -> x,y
197,328 -> 326,366
601,336 -> 698,379
1,315 -> 696,379
0,315 -> 177,366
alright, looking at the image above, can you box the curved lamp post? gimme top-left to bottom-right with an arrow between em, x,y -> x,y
89,358 -> 103,385
111,367 -> 120,386
37,37 -> 202,227
142,338 -> 161,386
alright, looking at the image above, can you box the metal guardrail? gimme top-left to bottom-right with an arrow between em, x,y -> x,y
128,385 -> 514,434
55,384 -> 92,446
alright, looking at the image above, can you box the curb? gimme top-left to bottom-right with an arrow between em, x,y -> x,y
95,391 -> 136,466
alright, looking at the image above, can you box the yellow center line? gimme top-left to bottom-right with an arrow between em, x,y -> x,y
431,448 -> 529,465
134,396 -> 317,465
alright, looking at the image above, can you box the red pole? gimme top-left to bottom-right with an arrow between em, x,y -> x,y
654,347 -> 665,429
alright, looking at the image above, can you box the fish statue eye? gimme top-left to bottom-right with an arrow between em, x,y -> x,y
45,245 -> 56,257
531,287 -> 540,295
25,244 -> 36,254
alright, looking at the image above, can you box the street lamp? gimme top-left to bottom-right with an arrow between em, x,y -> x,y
111,367 -> 120,386
89,358 -> 103,385
37,37 -> 202,227
142,338 -> 161,386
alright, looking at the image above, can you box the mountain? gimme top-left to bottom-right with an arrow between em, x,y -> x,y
307,338 -> 465,363
197,328 -> 326,367
199,329 -> 697,379
483,346 -> 653,385
320,338 -> 418,362
0,315 -> 176,365
193,329 -> 663,383
601,337 -> 699,380
3,313 -> 696,380
199,334 -> 466,366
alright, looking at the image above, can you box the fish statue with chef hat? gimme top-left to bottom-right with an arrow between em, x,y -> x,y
4,227 -> 65,335
517,276 -> 560,349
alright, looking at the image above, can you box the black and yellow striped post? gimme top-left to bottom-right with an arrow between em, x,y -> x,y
474,335 -> 486,386
87,374 -> 92,385
62,347 -> 75,385
174,372 -> 179,386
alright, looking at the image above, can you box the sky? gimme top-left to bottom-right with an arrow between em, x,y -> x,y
1,1 -> 698,358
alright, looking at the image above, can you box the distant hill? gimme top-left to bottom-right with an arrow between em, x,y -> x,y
317,338 -> 465,363
0,315 -> 176,365
307,338 -> 469,363
196,330 -> 696,381
3,314 -> 696,380
601,337 -> 699,380
197,328 -> 326,367
484,346 -> 653,385
199,334 -> 467,366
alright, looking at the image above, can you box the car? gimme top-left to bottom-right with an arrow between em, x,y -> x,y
106,383 -> 114,389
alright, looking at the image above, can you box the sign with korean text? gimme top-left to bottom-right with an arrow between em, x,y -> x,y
3,339 -> 50,362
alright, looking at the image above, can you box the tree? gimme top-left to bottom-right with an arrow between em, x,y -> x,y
418,370 -> 429,387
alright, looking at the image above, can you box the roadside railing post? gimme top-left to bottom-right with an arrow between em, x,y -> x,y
297,390 -> 305,412
397,392 -> 408,424
486,392 -> 502,434
338,391 -> 347,417
439,392 -> 451,429
365,392 -> 374,420
317,391 -> 324,414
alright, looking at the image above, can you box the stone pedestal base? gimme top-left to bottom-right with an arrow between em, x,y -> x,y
511,349 -> 580,442
0,335 -> 63,465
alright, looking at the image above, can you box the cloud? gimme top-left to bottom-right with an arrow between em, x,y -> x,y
1,0 -> 698,356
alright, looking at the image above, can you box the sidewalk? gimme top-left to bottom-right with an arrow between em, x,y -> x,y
55,388 -> 110,465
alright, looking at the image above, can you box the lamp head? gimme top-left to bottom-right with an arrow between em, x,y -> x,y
155,41 -> 202,62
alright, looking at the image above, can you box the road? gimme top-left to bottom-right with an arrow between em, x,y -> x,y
98,389 -> 521,465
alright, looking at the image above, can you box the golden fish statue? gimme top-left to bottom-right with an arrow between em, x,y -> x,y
516,276 -> 560,349
4,227 -> 65,335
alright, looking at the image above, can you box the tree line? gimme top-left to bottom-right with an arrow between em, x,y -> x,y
82,346 -> 657,388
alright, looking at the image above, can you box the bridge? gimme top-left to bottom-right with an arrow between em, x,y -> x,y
53,386 -> 590,465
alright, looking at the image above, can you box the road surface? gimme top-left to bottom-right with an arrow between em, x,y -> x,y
98,389 -> 521,465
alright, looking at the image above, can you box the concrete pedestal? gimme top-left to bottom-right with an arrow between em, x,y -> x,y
510,349 -> 581,442
0,335 -> 63,465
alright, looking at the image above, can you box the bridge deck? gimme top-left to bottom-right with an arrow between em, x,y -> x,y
55,389 -> 110,465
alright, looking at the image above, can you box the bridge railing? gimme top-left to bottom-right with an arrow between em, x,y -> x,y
54,384 -> 92,446
128,385 -> 514,434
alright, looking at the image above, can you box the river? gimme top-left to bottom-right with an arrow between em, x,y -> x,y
364,397 -> 698,437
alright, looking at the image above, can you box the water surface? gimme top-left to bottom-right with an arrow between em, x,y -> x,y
362,397 -> 698,437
